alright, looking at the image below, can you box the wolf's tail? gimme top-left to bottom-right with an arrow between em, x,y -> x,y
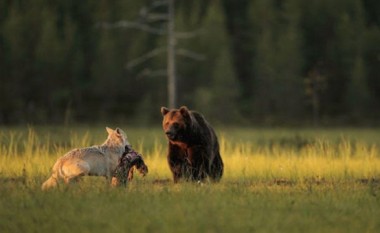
41,160 -> 61,190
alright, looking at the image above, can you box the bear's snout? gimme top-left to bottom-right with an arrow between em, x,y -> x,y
165,124 -> 182,140
165,130 -> 176,140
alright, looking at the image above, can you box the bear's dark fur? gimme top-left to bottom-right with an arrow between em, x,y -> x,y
161,106 -> 224,183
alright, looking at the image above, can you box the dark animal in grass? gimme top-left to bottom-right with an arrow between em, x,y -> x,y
111,145 -> 148,186
161,106 -> 224,183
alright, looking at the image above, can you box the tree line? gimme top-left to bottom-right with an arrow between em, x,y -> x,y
0,0 -> 379,125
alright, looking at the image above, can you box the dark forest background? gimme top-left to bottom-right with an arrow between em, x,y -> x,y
0,0 -> 379,126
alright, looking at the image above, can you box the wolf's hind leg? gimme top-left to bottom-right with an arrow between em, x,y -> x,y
61,161 -> 90,184
64,176 -> 83,184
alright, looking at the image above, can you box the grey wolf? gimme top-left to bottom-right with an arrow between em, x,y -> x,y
41,127 -> 129,190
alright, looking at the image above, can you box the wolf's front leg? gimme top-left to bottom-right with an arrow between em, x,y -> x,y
127,168 -> 134,181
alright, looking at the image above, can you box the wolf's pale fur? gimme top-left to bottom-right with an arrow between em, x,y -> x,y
41,127 -> 129,190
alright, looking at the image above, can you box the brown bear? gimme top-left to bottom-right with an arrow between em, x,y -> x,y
161,106 -> 224,183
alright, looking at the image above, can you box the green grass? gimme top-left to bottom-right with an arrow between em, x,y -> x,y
1,126 -> 380,233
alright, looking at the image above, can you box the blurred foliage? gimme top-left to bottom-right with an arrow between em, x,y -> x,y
0,0 -> 379,125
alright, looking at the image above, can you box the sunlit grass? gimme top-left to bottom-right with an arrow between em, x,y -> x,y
1,127 -> 380,186
1,126 -> 380,233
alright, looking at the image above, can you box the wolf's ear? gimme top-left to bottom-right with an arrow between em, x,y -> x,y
106,127 -> 114,135
115,127 -> 121,135
161,107 -> 169,116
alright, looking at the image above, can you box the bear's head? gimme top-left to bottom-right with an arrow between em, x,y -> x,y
161,106 -> 192,142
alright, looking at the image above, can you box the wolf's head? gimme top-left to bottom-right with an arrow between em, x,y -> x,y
105,127 -> 130,147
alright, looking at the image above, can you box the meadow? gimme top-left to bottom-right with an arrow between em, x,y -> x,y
0,126 -> 380,233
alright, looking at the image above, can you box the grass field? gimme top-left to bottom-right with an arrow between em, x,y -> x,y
1,126 -> 380,233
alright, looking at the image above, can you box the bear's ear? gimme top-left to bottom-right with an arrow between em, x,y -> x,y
179,106 -> 190,117
161,107 -> 170,116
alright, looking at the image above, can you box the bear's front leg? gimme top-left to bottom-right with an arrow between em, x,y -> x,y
168,155 -> 185,183
186,146 -> 209,181
168,144 -> 190,183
